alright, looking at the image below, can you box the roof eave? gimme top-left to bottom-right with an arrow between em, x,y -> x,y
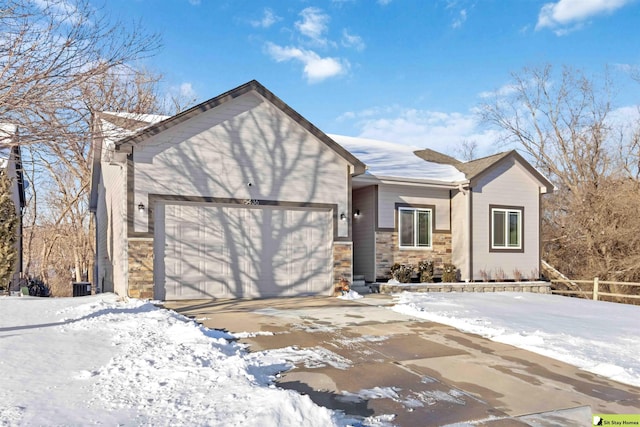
354,173 -> 464,188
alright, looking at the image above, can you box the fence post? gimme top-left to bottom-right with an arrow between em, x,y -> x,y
593,277 -> 599,301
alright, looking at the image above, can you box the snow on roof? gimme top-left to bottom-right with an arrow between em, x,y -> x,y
328,134 -> 467,183
101,111 -> 170,125
98,111 -> 169,149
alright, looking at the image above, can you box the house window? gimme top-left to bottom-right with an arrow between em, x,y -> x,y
491,207 -> 522,250
399,207 -> 432,249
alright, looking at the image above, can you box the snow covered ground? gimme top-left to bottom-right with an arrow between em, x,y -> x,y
1,291 -> 638,426
0,294 -> 371,427
392,291 -> 640,387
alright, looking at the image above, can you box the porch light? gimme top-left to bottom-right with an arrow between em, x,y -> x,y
340,213 -> 347,221
353,209 -> 360,218
138,202 -> 145,213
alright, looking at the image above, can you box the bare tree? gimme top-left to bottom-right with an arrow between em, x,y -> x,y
455,139 -> 478,161
0,170 -> 18,288
0,0 -> 160,147
480,64 -> 640,285
1,0 -> 162,294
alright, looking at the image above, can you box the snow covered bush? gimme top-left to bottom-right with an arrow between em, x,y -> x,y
390,263 -> 414,283
442,263 -> 457,282
418,260 -> 434,283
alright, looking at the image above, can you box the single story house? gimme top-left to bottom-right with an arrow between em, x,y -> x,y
89,80 -> 553,300
1,124 -> 26,290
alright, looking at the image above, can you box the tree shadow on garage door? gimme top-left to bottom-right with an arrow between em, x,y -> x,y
141,93 -> 347,299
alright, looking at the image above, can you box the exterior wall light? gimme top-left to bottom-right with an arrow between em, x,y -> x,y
138,203 -> 145,213
340,213 -> 347,221
353,209 -> 360,217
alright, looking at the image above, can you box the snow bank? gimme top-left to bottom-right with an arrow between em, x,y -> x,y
337,290 -> 364,300
391,292 -> 640,387
0,295 -> 356,426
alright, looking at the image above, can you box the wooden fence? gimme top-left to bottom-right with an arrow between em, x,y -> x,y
550,278 -> 640,302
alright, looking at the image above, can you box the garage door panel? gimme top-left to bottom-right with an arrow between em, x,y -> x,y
158,203 -> 332,299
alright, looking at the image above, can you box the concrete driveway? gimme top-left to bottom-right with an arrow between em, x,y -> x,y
164,294 -> 640,426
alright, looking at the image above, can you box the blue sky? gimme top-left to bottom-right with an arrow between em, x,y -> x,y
107,0 -> 640,156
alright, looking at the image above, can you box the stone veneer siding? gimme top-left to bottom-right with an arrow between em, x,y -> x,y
333,242 -> 353,286
128,239 -> 154,299
375,231 -> 452,281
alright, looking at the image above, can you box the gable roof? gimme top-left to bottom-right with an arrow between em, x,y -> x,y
457,150 -> 554,193
413,149 -> 461,166
114,80 -> 366,175
455,151 -> 512,180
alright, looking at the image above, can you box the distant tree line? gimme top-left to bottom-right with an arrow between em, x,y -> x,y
0,0 -> 168,295
481,64 -> 640,298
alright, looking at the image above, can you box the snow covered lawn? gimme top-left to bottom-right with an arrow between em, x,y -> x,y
0,294 -> 362,426
391,291 -> 640,387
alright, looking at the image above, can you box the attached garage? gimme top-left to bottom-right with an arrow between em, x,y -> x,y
91,80 -> 365,300
154,202 -> 333,300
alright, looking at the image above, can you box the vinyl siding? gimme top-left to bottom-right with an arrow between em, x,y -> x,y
132,92 -> 351,237
451,189 -> 470,281
471,158 -> 540,280
352,186 -> 376,282
95,158 -> 127,295
376,184 -> 451,231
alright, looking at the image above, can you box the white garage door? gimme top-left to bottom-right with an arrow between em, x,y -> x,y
156,203 -> 333,300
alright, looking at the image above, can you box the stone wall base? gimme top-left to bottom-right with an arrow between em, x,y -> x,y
333,242 -> 352,287
128,239 -> 154,299
375,230 -> 452,280
379,281 -> 551,294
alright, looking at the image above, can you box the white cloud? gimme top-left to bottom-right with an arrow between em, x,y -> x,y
342,106 -> 503,157
250,8 -> 281,29
178,82 -> 196,100
33,0 -> 85,25
536,0 -> 632,34
452,9 -> 467,29
164,81 -> 198,111
295,7 -> 330,45
377,0 -> 393,5
341,30 -> 365,51
265,43 -> 348,83
478,82 -> 519,99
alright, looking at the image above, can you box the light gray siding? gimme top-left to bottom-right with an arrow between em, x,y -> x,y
352,186 -> 376,282
132,92 -> 351,237
377,183 -> 451,230
95,158 -> 128,295
451,188 -> 470,281
471,158 -> 541,280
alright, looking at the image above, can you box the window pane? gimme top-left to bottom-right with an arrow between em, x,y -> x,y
493,210 -> 505,247
417,211 -> 431,247
399,210 -> 414,246
508,211 -> 520,247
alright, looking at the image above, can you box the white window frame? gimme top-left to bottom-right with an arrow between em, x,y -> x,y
398,207 -> 432,249
491,207 -> 522,250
